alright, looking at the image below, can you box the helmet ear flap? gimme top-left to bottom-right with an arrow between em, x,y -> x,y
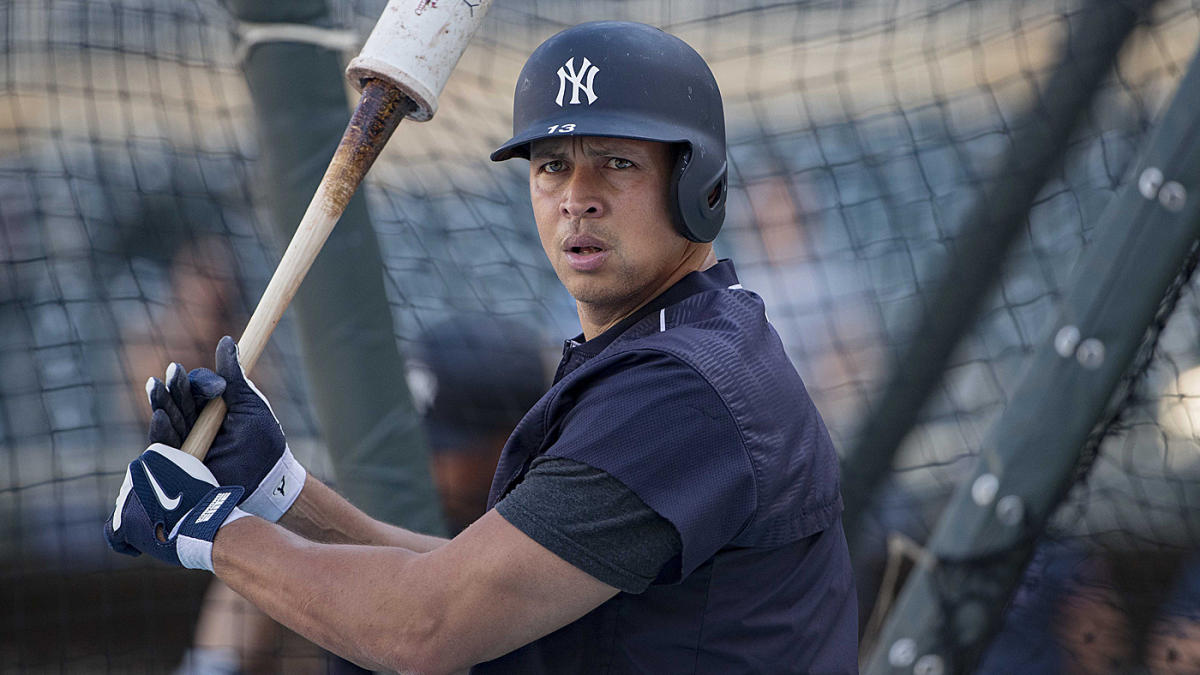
671,144 -> 726,243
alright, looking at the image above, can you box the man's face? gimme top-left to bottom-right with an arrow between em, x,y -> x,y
529,136 -> 691,318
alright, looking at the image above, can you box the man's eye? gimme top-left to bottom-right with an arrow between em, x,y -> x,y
541,160 -> 566,173
607,157 -> 635,169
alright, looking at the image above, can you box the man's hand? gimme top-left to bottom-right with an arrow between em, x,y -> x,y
104,443 -> 248,571
146,336 -> 307,522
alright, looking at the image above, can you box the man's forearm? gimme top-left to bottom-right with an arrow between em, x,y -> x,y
210,506 -> 618,674
212,517 -> 444,672
280,477 -> 448,553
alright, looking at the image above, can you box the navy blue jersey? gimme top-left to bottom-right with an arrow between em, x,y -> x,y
476,260 -> 858,673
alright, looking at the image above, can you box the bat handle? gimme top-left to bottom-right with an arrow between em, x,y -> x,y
182,397 -> 229,459
178,79 -> 415,460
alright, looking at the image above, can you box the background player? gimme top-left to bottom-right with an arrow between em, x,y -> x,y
408,316 -> 550,534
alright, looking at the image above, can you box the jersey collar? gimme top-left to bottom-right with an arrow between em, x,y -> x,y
558,259 -> 740,365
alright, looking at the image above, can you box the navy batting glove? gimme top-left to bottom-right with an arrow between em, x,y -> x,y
146,362 -> 225,448
104,443 -> 248,571
145,336 -> 306,522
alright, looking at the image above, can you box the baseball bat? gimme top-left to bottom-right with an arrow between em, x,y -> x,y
181,0 -> 492,459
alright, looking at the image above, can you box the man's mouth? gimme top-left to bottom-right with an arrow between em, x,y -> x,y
563,239 -> 610,271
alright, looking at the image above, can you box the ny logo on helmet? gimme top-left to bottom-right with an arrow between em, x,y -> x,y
555,57 -> 599,106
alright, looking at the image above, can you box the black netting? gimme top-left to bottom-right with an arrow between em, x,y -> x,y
2,0 -> 1199,671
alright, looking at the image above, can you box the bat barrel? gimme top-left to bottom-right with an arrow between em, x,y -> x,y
235,78 -> 415,375
180,80 -> 416,460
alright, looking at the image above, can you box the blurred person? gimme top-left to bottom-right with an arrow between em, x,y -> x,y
106,197 -> 333,673
105,21 -> 856,672
975,542 -> 1089,674
1144,553 -> 1200,675
1057,552 -> 1200,675
977,546 -> 1200,674
112,231 -> 309,675
121,236 -> 242,421
407,316 -> 550,534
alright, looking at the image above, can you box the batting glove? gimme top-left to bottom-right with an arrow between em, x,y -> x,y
145,336 -> 306,522
104,444 -> 249,572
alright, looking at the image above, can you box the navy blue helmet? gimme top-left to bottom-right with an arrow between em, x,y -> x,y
491,21 -> 728,243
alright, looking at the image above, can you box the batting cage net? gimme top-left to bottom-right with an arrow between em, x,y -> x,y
2,0 -> 1200,671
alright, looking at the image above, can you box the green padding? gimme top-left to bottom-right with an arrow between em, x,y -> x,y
866,18 -> 1200,675
841,0 -> 1146,546
236,9 -> 445,535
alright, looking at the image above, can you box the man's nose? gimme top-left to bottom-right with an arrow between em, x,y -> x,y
561,167 -> 605,219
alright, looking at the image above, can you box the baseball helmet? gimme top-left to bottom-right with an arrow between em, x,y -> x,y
491,21 -> 728,243
407,315 -> 548,451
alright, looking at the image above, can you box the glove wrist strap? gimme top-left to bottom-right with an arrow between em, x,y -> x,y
241,445 -> 307,522
177,495 -> 249,572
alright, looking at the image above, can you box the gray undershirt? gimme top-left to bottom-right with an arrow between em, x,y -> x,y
495,455 -> 682,593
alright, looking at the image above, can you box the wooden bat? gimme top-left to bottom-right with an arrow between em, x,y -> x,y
181,0 -> 492,459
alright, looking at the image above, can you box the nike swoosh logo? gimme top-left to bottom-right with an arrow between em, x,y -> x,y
141,461 -> 182,511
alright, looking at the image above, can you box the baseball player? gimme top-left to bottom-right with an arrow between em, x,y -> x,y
105,21 -> 857,673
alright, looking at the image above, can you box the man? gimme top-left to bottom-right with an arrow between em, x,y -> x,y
106,21 -> 858,673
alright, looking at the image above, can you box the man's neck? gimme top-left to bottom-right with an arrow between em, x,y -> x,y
577,249 -> 718,340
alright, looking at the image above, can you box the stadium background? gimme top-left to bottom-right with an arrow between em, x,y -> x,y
2,0 -> 1199,671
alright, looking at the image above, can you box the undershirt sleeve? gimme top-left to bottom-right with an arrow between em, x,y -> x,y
495,455 -> 682,594
543,349 -> 755,578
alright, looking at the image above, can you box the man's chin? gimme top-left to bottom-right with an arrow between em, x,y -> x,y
563,279 -> 625,308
